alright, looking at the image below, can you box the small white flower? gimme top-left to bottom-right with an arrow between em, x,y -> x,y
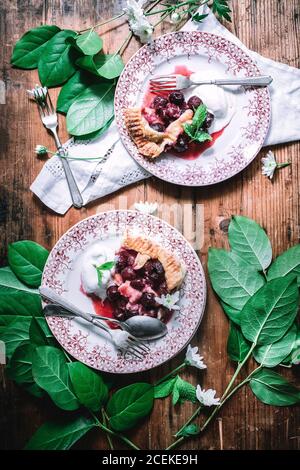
134,201 -> 158,214
35,145 -> 48,156
155,291 -> 180,311
261,151 -> 277,179
196,385 -> 220,407
185,345 -> 207,369
124,0 -> 153,43
27,85 -> 48,102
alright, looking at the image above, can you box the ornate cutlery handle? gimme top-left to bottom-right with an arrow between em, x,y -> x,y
191,74 -> 273,87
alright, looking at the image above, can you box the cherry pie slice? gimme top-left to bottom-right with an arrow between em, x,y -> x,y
106,234 -> 186,322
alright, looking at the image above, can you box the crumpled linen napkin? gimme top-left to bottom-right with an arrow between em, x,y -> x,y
30,5 -> 300,214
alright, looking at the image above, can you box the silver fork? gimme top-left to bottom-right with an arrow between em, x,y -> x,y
149,74 -> 273,93
32,86 -> 84,209
39,286 -> 149,360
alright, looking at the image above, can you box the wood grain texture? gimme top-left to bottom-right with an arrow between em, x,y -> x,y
0,0 -> 299,450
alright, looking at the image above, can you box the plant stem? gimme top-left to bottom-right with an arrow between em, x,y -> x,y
221,343 -> 255,400
175,405 -> 202,437
116,31 -> 133,55
91,412 -> 140,450
154,362 -> 186,386
166,436 -> 185,450
79,12 -> 126,33
277,162 -> 291,169
101,409 -> 114,450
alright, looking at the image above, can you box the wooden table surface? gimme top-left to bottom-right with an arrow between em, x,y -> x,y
0,0 -> 299,450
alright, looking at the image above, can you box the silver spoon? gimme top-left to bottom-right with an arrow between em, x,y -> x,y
43,303 -> 168,341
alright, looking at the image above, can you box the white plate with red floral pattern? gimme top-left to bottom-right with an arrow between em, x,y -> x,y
42,211 -> 206,374
115,31 -> 271,186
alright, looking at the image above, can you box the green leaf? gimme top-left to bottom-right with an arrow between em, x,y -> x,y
8,240 -> 49,288
220,301 -> 241,325
107,383 -> 154,432
253,324 -> 297,367
7,342 -> 35,384
66,82 -> 115,136
241,275 -> 299,346
38,30 -> 78,87
11,25 -> 60,69
77,53 -> 124,80
249,368 -> 300,406
267,245 -> 300,281
68,362 -> 108,412
172,376 -> 197,405
32,346 -> 79,411
183,104 -> 210,142
0,267 -> 42,316
29,316 -> 51,347
227,322 -> 251,362
154,377 -> 176,399
23,381 -> 45,398
57,70 -> 99,114
0,317 -> 31,358
25,415 -> 96,450
228,216 -> 272,271
192,13 -> 209,23
212,0 -> 232,22
73,116 -> 114,141
176,423 -> 200,437
208,248 -> 265,311
73,30 -> 103,55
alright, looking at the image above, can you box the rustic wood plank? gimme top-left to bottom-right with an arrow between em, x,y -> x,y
0,0 -> 299,450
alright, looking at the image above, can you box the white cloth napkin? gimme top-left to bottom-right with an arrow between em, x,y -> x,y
31,5 -> 300,214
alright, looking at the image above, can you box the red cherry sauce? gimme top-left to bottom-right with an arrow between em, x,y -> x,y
80,284 -> 117,329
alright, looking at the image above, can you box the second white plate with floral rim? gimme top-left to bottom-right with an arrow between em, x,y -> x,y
114,31 -> 271,186
42,211 -> 207,374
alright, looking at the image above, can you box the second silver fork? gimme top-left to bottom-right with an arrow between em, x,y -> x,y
33,87 -> 84,209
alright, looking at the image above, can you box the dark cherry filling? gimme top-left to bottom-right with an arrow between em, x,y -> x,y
106,248 -> 171,322
142,91 -> 214,155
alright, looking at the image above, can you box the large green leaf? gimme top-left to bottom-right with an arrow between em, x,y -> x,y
76,53 -> 124,79
66,82 -> 115,136
0,267 -> 42,316
253,324 -> 297,367
220,301 -> 242,325
267,245 -> 300,281
25,415 -> 96,450
32,346 -> 79,411
249,368 -> 300,406
68,362 -> 108,412
38,30 -> 78,87
71,30 -> 103,55
7,342 -> 35,384
8,240 -> 49,288
208,248 -> 265,311
29,315 -> 53,347
241,276 -> 299,346
11,25 -> 60,69
228,216 -> 272,271
107,383 -> 154,432
0,317 -> 31,358
154,377 -> 177,399
56,70 -> 98,114
73,116 -> 114,142
227,322 -> 251,362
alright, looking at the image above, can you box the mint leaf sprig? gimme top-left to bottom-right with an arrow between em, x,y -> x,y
183,104 -> 213,144
93,261 -> 115,286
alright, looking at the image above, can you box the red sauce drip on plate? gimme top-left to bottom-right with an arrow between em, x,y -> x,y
80,284 -> 117,329
173,64 -> 193,77
173,127 -> 226,160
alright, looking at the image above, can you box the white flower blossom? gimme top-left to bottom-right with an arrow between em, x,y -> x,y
35,145 -> 48,156
261,151 -> 277,179
134,201 -> 158,214
27,84 -> 48,102
185,345 -> 207,369
196,385 -> 220,407
124,0 -> 153,43
155,291 -> 180,311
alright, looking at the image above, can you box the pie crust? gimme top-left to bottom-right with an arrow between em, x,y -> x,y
123,233 -> 186,290
124,108 -> 193,159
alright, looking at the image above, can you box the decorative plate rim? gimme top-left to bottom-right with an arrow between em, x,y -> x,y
42,210 -> 207,374
115,31 -> 271,187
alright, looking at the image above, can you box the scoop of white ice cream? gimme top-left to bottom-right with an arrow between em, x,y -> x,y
188,84 -> 236,133
81,243 -> 115,299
